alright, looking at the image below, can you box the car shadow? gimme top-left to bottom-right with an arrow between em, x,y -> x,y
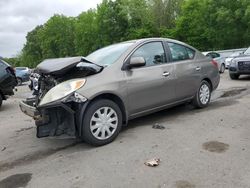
237,75 -> 250,81
123,104 -> 195,131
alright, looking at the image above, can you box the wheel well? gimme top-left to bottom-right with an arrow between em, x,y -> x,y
89,93 -> 127,125
203,78 -> 213,90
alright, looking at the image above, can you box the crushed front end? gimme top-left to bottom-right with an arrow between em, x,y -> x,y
20,93 -> 88,138
19,57 -> 103,138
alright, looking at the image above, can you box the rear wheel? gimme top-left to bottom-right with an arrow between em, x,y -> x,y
192,80 -> 211,108
220,64 -> 225,73
81,99 -> 122,146
17,78 -> 22,86
0,95 -> 2,108
229,73 -> 239,80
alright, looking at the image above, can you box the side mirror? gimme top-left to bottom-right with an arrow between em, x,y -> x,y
128,57 -> 146,69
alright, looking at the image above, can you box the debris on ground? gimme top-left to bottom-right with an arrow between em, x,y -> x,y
144,158 -> 160,167
152,123 -> 165,130
1,147 -> 6,151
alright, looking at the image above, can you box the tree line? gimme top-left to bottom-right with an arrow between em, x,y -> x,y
5,0 -> 250,67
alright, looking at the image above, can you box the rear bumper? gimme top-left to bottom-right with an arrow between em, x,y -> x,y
211,73 -> 220,91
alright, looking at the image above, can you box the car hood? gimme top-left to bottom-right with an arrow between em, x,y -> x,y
36,56 -> 102,76
233,55 -> 250,62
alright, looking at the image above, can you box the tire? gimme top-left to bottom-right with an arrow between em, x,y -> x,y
0,94 -> 2,108
192,80 -> 211,108
81,99 -> 123,146
220,64 -> 225,73
17,78 -> 22,86
229,73 -> 239,80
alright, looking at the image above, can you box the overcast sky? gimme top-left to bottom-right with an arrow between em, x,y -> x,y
0,0 -> 102,58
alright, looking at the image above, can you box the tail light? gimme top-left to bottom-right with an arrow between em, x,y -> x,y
211,60 -> 218,69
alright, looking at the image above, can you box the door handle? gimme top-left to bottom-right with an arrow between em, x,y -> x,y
195,67 -> 201,71
162,72 -> 170,77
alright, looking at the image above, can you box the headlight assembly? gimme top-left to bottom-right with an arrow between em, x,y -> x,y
39,79 -> 86,106
230,59 -> 236,66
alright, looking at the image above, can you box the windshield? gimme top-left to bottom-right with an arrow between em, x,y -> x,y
244,47 -> 250,55
86,42 -> 134,66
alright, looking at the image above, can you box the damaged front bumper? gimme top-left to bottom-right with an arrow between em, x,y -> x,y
19,98 -> 40,119
19,93 -> 88,139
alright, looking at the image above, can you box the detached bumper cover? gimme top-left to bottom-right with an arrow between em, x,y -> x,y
19,98 -> 87,138
19,100 -> 40,119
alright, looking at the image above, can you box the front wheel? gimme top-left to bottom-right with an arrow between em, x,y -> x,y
192,80 -> 211,108
81,99 -> 123,146
229,73 -> 239,80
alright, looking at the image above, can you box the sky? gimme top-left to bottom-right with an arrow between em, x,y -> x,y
0,0 -> 102,58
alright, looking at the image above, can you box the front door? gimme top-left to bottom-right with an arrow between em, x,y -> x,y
125,41 -> 175,116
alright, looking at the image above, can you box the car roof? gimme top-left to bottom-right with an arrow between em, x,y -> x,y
129,37 -> 197,51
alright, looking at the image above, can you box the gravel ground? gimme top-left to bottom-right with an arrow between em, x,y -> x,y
0,71 -> 250,188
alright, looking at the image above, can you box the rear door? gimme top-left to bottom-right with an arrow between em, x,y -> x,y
125,41 -> 175,115
166,42 -> 201,100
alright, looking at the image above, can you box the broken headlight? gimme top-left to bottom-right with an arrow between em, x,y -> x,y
39,79 -> 86,106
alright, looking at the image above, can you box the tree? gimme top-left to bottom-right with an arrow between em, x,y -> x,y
174,0 -> 250,51
96,0 -> 129,47
21,25 -> 44,67
75,10 -> 99,56
40,15 -> 76,59
15,0 -> 250,67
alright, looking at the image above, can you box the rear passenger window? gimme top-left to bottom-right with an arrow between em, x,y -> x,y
186,48 -> 195,59
168,42 -> 195,62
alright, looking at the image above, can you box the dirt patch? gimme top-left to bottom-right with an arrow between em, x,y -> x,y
202,141 -> 229,153
220,88 -> 247,98
0,173 -> 32,188
175,180 -> 195,188
0,142 -> 79,173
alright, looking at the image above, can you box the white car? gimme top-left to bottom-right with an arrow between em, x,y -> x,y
203,52 -> 226,73
225,52 -> 241,68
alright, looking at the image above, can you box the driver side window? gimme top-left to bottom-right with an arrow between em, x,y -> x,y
131,42 -> 166,67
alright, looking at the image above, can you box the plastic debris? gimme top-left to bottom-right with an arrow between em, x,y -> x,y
144,158 -> 160,167
152,123 -> 165,130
